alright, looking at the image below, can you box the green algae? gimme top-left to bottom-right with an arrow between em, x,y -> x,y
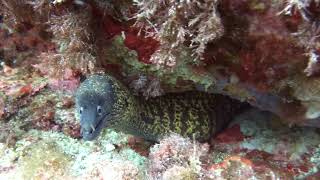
105,35 -> 152,74
98,129 -> 129,146
237,110 -> 320,158
211,151 -> 229,164
0,126 -> 147,178
0,71 -> 148,178
162,166 -> 198,180
297,144 -> 320,179
119,148 -> 146,167
19,141 -> 71,180
24,129 -> 146,178
106,35 -> 215,91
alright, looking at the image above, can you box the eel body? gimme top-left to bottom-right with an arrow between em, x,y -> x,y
75,74 -> 244,141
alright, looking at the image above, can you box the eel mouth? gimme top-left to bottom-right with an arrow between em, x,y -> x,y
81,113 -> 111,140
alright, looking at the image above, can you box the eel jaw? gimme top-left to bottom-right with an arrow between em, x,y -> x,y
81,113 -> 110,141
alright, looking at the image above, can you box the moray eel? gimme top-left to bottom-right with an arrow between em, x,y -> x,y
75,74 -> 244,141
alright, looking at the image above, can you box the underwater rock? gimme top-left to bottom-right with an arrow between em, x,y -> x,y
212,108 -> 320,178
0,0 -> 320,179
2,0 -> 320,126
147,133 -> 209,179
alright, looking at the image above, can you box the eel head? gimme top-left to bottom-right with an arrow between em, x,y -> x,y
76,75 -> 116,140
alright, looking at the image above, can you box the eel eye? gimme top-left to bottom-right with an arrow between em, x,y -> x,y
97,106 -> 102,115
79,107 -> 83,114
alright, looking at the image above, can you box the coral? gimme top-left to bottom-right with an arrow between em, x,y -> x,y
130,75 -> 164,98
147,133 -> 209,179
222,1 -> 307,91
94,0 -> 134,22
133,0 -> 224,66
280,0 -> 320,24
1,0 -> 320,178
212,108 -> 320,178
0,143 -> 20,178
0,0 -> 53,70
18,141 -> 71,179
162,166 -> 198,180
304,50 -> 320,76
289,75 -> 320,120
0,0 -> 49,29
0,65 -> 81,140
279,0 -> 320,76
0,27 -> 54,68
0,95 -> 4,119
105,35 -> 216,94
124,29 -> 160,64
240,116 -> 320,160
51,0 -> 68,5
47,68 -> 80,92
36,129 -> 146,178
214,124 -> 245,143
42,5 -> 97,77
82,160 -> 141,180
0,119 -> 25,147
304,144 -> 320,178
1,0 -> 319,128
0,126 -> 146,179
0,67 -> 48,120
27,90 -> 80,138
292,21 -> 320,51
207,155 -> 291,179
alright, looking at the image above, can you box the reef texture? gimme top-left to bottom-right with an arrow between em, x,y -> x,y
1,0 -> 318,127
1,74 -> 320,180
1,0 -> 320,178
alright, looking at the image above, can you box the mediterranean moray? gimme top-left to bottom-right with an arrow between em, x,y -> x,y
75,74 -> 245,141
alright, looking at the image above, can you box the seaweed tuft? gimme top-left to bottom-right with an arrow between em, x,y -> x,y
133,0 -> 224,66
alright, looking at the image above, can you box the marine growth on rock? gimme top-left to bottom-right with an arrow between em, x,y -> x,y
0,0 -> 320,179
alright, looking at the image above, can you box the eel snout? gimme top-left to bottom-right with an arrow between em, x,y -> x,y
81,122 -> 97,140
80,111 -> 111,141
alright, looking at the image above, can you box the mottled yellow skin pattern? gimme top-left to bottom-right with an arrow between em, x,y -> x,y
137,92 -> 216,141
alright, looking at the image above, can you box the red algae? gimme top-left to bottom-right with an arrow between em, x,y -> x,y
245,150 -> 273,162
101,14 -> 159,64
0,98 -> 4,119
211,109 -> 320,178
0,0 -> 320,178
102,15 -> 124,39
237,37 -> 305,91
215,124 -> 245,143
208,0 -> 307,91
18,84 -> 33,97
62,123 -> 81,139
124,30 -> 159,64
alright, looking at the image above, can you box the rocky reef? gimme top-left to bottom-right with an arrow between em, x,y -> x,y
0,0 -> 320,179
